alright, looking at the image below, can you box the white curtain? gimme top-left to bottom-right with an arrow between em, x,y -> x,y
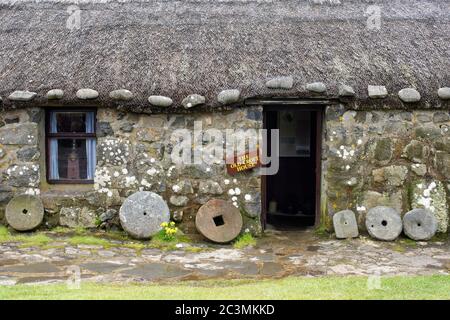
85,112 -> 96,180
49,112 -> 59,179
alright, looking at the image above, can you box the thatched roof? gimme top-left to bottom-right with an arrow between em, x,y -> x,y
0,0 -> 449,111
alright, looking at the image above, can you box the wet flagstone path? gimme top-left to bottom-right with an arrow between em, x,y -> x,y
0,229 -> 448,285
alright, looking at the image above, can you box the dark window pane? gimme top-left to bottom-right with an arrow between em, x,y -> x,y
56,139 -> 88,180
54,112 -> 87,133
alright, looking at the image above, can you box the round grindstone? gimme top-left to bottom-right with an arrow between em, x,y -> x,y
119,191 -> 170,239
403,208 -> 437,241
195,199 -> 243,243
365,206 -> 402,241
5,195 -> 44,231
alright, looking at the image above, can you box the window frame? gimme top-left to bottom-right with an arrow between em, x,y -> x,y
45,108 -> 97,184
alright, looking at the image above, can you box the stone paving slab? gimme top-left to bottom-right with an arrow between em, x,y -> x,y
0,230 -> 448,284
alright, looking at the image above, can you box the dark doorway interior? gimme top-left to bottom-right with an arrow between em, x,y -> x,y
264,108 -> 320,230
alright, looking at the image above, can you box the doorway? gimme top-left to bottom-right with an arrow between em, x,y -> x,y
262,106 -> 323,230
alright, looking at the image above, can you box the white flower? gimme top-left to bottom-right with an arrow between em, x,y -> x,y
244,194 -> 252,201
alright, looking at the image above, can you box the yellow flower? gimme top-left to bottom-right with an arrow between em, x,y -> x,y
161,222 -> 168,227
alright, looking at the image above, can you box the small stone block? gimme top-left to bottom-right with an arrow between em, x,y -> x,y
46,89 -> 64,100
217,89 -> 240,105
398,88 -> 421,103
306,82 -> 327,93
182,94 -> 205,108
109,89 -> 133,101
338,84 -> 355,97
8,91 -> 37,102
265,76 -> 293,89
437,87 -> 450,100
368,85 -> 388,99
148,95 -> 173,107
333,210 -> 359,239
76,88 -> 99,100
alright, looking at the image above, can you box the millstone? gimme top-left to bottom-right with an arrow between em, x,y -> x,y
403,208 -> 437,240
195,199 -> 243,243
333,210 -> 359,239
5,195 -> 44,231
365,206 -> 402,241
119,191 -> 170,239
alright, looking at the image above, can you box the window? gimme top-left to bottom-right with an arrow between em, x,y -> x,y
46,109 -> 96,183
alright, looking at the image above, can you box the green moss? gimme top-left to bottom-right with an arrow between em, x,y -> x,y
122,242 -> 147,251
67,236 -> 111,247
430,232 -> 449,242
399,238 -> 417,247
74,226 -> 89,235
233,233 -> 256,249
319,197 -> 333,232
184,246 -> 205,253
103,231 -> 129,242
314,225 -> 331,239
392,244 -> 406,253
94,217 -> 102,228
0,225 -> 8,237
0,226 -> 53,247
145,230 -> 191,251
51,226 -> 73,234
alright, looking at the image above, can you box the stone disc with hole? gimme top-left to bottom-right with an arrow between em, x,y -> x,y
365,206 -> 402,241
5,195 -> 44,231
333,210 -> 359,239
119,191 -> 170,239
403,208 -> 437,240
195,199 -> 243,243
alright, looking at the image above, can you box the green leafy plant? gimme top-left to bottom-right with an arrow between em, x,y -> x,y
159,221 -> 178,241
233,232 -> 256,249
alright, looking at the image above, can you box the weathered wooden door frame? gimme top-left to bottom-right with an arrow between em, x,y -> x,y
258,103 -> 325,230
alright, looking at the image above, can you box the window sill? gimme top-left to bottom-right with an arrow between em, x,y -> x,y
47,179 -> 94,185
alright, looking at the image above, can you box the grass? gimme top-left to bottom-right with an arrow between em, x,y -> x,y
0,226 -> 53,247
67,236 -> 111,248
314,225 -> 332,239
0,275 -> 448,300
0,225 -> 201,252
233,233 -> 257,249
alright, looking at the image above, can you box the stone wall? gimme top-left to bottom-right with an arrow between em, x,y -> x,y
1,104 -> 449,236
323,106 -> 450,233
0,108 -> 41,224
0,107 -> 263,236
